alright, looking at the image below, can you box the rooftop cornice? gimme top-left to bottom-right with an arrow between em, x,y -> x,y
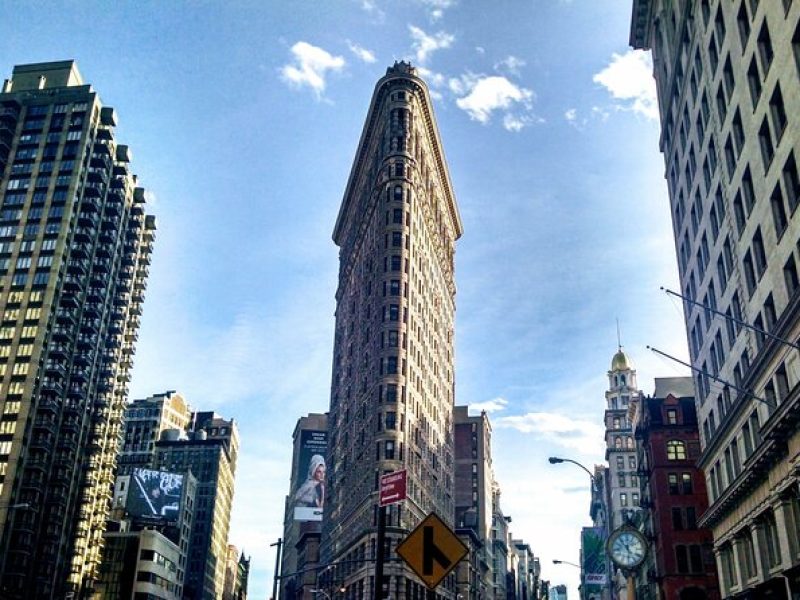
629,0 -> 655,49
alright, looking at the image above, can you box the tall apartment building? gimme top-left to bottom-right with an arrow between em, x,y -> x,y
0,60 -> 154,598
320,61 -> 462,598
453,406 -> 494,599
631,1 -> 800,596
604,348 -> 642,529
154,413 -> 239,600
119,390 -> 192,475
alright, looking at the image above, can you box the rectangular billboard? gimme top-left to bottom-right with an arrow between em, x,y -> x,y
127,468 -> 184,523
582,526 -> 608,598
293,429 -> 327,521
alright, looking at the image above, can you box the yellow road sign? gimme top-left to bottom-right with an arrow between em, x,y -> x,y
396,512 -> 468,590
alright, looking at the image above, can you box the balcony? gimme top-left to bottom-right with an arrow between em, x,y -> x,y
48,343 -> 69,360
44,361 -> 67,378
81,196 -> 102,214
73,226 -> 96,243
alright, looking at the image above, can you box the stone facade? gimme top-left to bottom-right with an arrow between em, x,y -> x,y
631,1 -> 800,596
320,61 -> 462,598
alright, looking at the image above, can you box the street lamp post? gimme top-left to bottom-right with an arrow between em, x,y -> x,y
552,559 -> 581,569
548,457 -> 596,487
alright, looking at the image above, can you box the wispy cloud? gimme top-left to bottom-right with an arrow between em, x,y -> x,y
359,0 -> 386,21
418,0 -> 457,21
468,397 -> 508,414
593,49 -> 658,120
408,25 -> 454,64
280,41 -> 346,99
494,55 -> 526,76
494,411 -> 605,456
346,40 -> 376,63
454,75 -> 535,131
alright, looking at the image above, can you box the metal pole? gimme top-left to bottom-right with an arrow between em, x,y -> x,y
271,538 -> 283,600
374,505 -> 386,600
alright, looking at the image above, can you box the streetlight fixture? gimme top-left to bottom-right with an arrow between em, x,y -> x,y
552,559 -> 581,569
548,456 -> 597,494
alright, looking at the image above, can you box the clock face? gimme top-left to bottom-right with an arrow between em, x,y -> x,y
608,529 -> 646,568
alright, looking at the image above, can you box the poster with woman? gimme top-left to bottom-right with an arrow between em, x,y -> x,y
293,430 -> 327,521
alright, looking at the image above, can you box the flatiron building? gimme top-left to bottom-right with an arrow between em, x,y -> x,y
0,61 -> 154,598
320,61 -> 462,598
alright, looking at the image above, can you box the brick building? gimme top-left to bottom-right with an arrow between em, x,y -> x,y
633,377 -> 719,600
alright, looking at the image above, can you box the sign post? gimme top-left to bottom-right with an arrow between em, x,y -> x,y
396,512 -> 468,592
374,470 -> 407,600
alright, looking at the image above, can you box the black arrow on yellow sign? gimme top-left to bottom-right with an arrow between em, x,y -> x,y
423,525 -> 450,575
396,512 -> 468,590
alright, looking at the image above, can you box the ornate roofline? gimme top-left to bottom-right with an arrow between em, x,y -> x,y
333,63 -> 463,245
629,0 -> 655,49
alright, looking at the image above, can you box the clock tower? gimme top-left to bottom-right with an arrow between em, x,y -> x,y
604,347 -> 642,530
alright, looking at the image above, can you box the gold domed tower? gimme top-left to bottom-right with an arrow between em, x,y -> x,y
604,345 -> 642,529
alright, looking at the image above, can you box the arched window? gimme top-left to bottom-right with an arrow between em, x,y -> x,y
667,440 -> 687,460
626,436 -> 634,449
615,437 -> 622,449
620,374 -> 626,386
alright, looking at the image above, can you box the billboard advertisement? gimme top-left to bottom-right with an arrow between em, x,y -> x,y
582,526 -> 608,599
127,468 -> 184,522
293,429 -> 327,521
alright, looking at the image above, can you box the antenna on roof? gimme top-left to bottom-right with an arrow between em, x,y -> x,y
616,318 -> 622,349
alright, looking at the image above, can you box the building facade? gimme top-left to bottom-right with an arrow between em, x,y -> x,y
94,528 -> 182,600
320,61 -> 462,598
279,412 -> 328,600
454,405 -> 494,598
119,390 -> 192,475
0,60 -> 154,598
154,414 -> 239,600
632,377 -> 719,600
631,1 -> 800,596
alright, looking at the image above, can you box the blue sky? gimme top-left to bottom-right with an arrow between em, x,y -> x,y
2,1 -> 691,597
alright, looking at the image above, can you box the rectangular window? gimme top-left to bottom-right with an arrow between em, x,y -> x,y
759,117 -> 774,169
673,507 -> 684,530
753,228 -> 767,277
783,152 -> 800,213
771,184 -> 788,238
733,191 -> 746,234
770,85 -> 787,141
668,473 -> 679,494
737,2 -> 751,48
758,21 -> 773,72
747,58 -> 762,107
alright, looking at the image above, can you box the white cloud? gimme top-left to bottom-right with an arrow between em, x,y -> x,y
494,411 -> 605,456
475,46 -> 485,55
418,0 -> 456,20
494,55 -> 526,76
468,397 -> 508,414
408,25 -> 455,64
455,75 -> 534,125
417,66 -> 446,88
503,113 -> 539,132
346,40 -> 377,63
564,108 -> 577,122
593,49 -> 658,120
359,0 -> 386,20
280,41 -> 345,99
